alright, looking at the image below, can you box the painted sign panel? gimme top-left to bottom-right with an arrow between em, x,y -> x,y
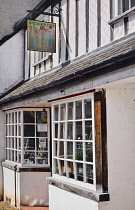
27,20 -> 56,53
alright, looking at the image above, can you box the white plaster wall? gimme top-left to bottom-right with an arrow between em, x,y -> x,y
20,172 -> 51,206
0,30 -> 24,94
3,167 -> 20,207
0,111 -> 5,200
99,88 -> 135,210
128,14 -> 135,34
114,20 -> 124,40
101,0 -> 110,46
49,185 -> 99,210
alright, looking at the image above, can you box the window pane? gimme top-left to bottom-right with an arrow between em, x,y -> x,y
18,125 -> 21,136
59,141 -> 64,158
60,123 -> 65,139
24,152 -> 35,164
54,158 -> 59,174
85,121 -> 92,140
77,163 -> 83,181
123,0 -> 129,12
36,138 -> 48,150
12,125 -> 14,136
85,99 -> 92,118
76,101 -> 82,119
67,142 -> 73,159
36,152 -> 48,164
18,151 -> 21,163
36,111 -> 47,123
6,114 -> 8,124
54,105 -> 58,121
86,164 -> 93,184
15,112 -> 17,123
54,141 -> 58,156
131,0 -> 135,7
24,138 -> 35,150
60,104 -> 66,121
76,121 -> 82,140
15,138 -> 17,149
24,125 -> 35,137
86,142 -> 93,162
12,150 -> 14,161
12,138 -> 14,149
12,113 -> 14,124
36,125 -> 47,137
23,111 -> 35,123
60,160 -> 66,176
67,161 -> 74,179
76,142 -> 83,161
68,102 -> 73,120
18,112 -> 21,123
67,122 -> 73,139
55,124 -> 58,138
19,138 -> 21,150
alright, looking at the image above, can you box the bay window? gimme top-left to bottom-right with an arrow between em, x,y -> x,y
5,109 -> 50,167
52,94 -> 96,189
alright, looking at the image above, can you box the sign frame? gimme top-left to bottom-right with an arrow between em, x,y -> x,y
27,19 -> 56,53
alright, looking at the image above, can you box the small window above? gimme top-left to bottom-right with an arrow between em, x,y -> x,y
118,0 -> 135,15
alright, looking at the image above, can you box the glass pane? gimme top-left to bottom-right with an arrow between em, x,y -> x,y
9,125 -> 11,136
36,152 -> 48,164
6,114 -> 8,124
86,164 -> 93,184
123,0 -> 129,12
59,141 -> 64,158
67,122 -> 73,140
9,138 -> 11,148
24,152 -> 35,164
15,138 -> 17,149
15,125 -> 17,136
19,138 -> 21,150
12,138 -> 14,149
12,150 -> 14,161
68,102 -> 73,120
77,163 -> 83,181
15,151 -> 17,162
23,111 -> 35,123
18,125 -> 21,136
9,113 -> 11,124
76,121 -> 82,140
9,150 -> 11,160
60,160 -> 66,176
85,121 -> 92,140
67,161 -> 74,179
24,125 -> 35,137
15,112 -> 17,123
6,126 -> 8,136
24,138 -> 35,150
36,125 -> 47,137
12,125 -> 14,136
36,138 -> 48,150
76,101 -> 82,119
60,104 -> 66,121
18,112 -> 21,123
55,123 -> 58,138
60,123 -> 65,139
6,138 -> 8,148
67,142 -> 73,159
85,99 -> 92,118
36,111 -> 47,123
12,113 -> 14,124
54,158 -> 59,174
53,141 -> 58,156
131,0 -> 135,7
18,151 -> 21,163
86,142 -> 93,162
54,105 -> 58,121
76,142 -> 83,161
6,149 -> 8,160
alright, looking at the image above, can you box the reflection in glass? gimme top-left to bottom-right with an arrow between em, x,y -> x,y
76,121 -> 82,140
60,123 -> 65,139
24,111 -> 35,123
60,104 -> 66,121
85,99 -> 92,118
68,102 -> 73,120
36,138 -> 48,150
24,152 -> 35,164
36,111 -> 47,123
36,125 -> 47,137
54,158 -> 59,174
76,142 -> 83,161
86,164 -> 93,184
77,163 -> 83,181
54,105 -> 58,121
67,161 -> 74,179
24,138 -> 35,150
86,142 -> 93,162
60,160 -> 66,176
85,121 -> 92,140
36,152 -> 48,164
59,141 -> 64,158
67,142 -> 73,159
54,141 -> 58,156
24,125 -> 35,137
55,124 -> 58,138
76,101 -> 82,119
67,122 -> 73,139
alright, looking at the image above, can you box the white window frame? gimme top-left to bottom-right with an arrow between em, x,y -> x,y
5,108 -> 50,167
115,0 -> 135,16
51,94 -> 96,191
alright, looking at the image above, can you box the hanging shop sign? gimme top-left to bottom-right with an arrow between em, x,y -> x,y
27,20 -> 56,53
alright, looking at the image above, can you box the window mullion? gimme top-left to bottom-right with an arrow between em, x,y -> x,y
21,110 -> 24,166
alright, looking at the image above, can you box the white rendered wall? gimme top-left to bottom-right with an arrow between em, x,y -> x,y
99,88 -> 135,210
20,172 -> 51,206
49,185 -> 99,210
0,111 -> 5,200
0,30 -> 24,94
